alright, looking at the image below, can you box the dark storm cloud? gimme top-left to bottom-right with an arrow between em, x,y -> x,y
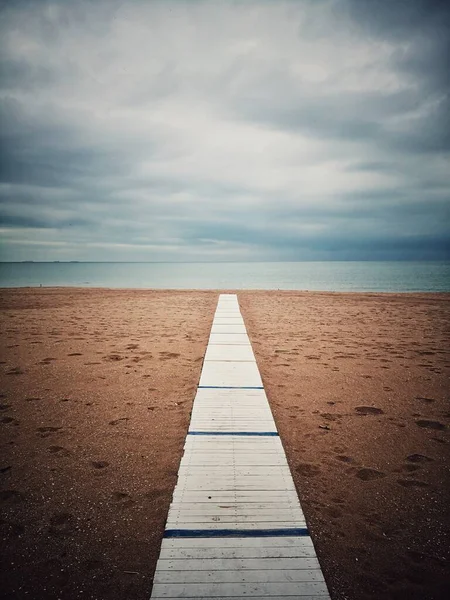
0,0 -> 449,261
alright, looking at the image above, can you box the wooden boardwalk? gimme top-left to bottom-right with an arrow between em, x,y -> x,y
150,294 -> 331,599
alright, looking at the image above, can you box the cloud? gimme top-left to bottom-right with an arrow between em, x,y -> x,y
0,0 -> 449,262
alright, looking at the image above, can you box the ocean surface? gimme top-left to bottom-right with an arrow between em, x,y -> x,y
0,261 -> 449,292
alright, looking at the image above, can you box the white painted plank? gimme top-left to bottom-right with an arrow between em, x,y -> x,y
204,344 -> 256,362
199,361 -> 263,387
165,519 -> 307,528
160,536 -> 316,550
183,440 -> 283,449
168,502 -> 301,511
183,439 -> 283,447
168,503 -> 305,522
171,495 -> 301,506
177,467 -> 292,478
210,324 -> 247,334
154,569 -> 325,584
167,501 -> 304,512
209,333 -> 253,345
184,437 -> 281,445
174,479 -> 296,490
193,389 -> 270,401
212,317 -> 245,323
166,518 -> 306,527
158,549 -> 319,562
183,436 -> 282,446
151,581 -> 329,597
180,457 -> 289,467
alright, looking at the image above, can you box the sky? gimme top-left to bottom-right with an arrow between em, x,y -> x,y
0,0 -> 449,262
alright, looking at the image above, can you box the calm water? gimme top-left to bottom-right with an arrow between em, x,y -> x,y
0,262 -> 449,292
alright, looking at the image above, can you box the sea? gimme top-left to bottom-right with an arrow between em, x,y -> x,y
0,261 -> 449,292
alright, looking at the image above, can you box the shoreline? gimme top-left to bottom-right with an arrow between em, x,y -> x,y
1,285 -> 450,294
1,289 -> 449,599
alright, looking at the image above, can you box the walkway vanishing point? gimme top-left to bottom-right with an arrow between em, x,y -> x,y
150,294 -> 331,599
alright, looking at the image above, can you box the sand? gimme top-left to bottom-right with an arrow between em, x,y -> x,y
0,288 -> 449,600
0,289 -> 217,600
240,291 -> 450,600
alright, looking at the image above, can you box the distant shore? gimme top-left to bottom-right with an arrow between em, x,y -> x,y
1,288 -> 449,599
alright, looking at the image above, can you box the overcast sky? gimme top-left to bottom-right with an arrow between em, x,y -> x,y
0,0 -> 449,261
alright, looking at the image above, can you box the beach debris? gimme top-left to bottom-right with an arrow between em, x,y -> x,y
319,424 -> 331,430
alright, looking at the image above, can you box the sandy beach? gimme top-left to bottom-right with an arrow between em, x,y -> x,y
1,288 -> 449,600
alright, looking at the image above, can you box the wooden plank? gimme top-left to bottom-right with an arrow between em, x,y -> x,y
166,514 -> 306,524
177,467 -> 292,477
151,581 -> 329,597
179,461 -> 288,468
174,482 -> 297,492
158,550 -> 319,563
183,437 -> 282,446
209,324 -> 247,334
204,344 -> 256,362
212,317 -> 245,324
154,569 -> 325,584
209,333 -> 253,345
166,505 -> 304,515
199,360 -> 263,387
171,492 -> 301,504
167,502 -> 301,511
160,536 -> 316,550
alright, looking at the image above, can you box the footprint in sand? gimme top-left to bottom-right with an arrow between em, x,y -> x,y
397,479 -> 429,488
325,506 -> 343,519
6,367 -> 24,376
105,354 -> 124,361
407,454 -> 433,463
81,559 -> 103,571
1,416 -> 19,426
36,426 -> 63,438
25,397 -> 41,402
0,404 -> 11,411
91,460 -> 109,469
159,352 -> 181,360
356,468 -> 386,481
295,463 -> 321,477
320,413 -> 342,422
144,490 -> 167,502
39,358 -> 57,365
0,519 -> 25,538
336,455 -> 356,464
112,491 -> 133,507
416,396 -> 435,403
49,512 -> 76,536
68,353 -> 82,356
401,464 -> 421,472
48,446 -> 71,457
330,496 -> 345,505
416,420 -> 445,430
355,406 -> 384,416
0,490 -> 25,505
